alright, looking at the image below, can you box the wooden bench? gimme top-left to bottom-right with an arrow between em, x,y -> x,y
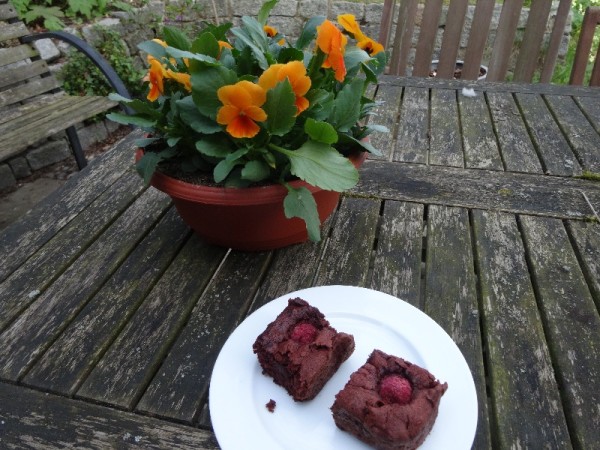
378,0 -> 572,82
570,6 -> 600,86
0,0 -> 130,169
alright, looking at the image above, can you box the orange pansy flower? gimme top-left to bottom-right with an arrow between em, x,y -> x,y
166,70 -> 192,92
338,14 -> 384,56
258,61 -> 311,115
144,57 -> 166,102
316,19 -> 347,82
217,81 -> 267,138
337,14 -> 365,41
358,37 -> 384,56
264,25 -> 285,45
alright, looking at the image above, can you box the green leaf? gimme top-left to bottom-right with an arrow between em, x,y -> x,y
338,133 -> 382,157
177,97 -> 222,134
344,47 -> 371,73
191,66 -> 238,119
305,89 -> 334,121
68,0 -> 92,18
195,136 -> 232,158
331,78 -> 364,132
258,0 -> 279,25
241,160 -> 271,181
295,16 -> 325,50
135,137 -> 159,148
230,26 -> 269,70
305,118 -> 338,144
276,141 -> 358,191
276,47 -> 304,64
165,47 -> 218,66
283,186 -> 321,242
163,26 -> 191,51
213,148 -> 249,182
263,80 -> 297,136
106,112 -> 156,128
191,32 -> 220,58
135,152 -> 161,185
138,40 -> 167,59
108,93 -> 162,118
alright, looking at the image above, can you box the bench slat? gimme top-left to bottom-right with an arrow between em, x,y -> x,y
430,88 -> 463,167
0,21 -> 29,42
0,75 -> 61,107
393,86 -> 429,163
0,44 -> 37,67
0,58 -> 48,89
0,96 -> 116,161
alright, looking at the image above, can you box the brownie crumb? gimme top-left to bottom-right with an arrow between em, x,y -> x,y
266,399 -> 276,412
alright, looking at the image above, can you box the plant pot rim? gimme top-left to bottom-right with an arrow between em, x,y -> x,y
136,149 -> 367,206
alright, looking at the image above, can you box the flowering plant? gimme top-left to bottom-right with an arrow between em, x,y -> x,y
108,0 -> 387,242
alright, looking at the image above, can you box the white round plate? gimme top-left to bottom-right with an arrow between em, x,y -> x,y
209,285 -> 477,450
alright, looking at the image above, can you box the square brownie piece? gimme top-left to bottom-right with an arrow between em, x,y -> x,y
252,297 -> 355,401
331,349 -> 448,450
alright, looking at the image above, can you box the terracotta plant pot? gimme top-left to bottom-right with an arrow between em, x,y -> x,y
137,150 -> 367,251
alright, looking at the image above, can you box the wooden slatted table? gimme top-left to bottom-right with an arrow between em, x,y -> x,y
1,76 -> 599,449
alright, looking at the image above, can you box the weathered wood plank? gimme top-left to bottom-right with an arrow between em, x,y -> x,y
545,94 -> 600,173
76,236 -> 227,410
0,44 -> 36,67
0,59 -> 48,89
430,88 -> 463,168
0,130 -> 141,282
252,235 -> 330,310
487,92 -> 543,173
136,250 -> 271,423
515,92 -> 582,176
393,86 -> 429,164
566,220 -> 600,306
459,93 -> 504,170
0,188 -> 171,381
370,82 -> 402,161
0,75 -> 61,108
22,208 -> 191,395
315,197 -> 379,286
354,160 -> 600,219
576,95 -> 600,134
471,210 -> 571,448
423,205 -> 491,450
379,75 -> 600,98
0,171 -> 143,332
0,382 -> 219,450
520,216 -> 600,449
369,200 -> 424,307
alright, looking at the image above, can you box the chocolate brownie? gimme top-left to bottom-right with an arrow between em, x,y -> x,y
331,349 -> 448,450
252,297 -> 355,401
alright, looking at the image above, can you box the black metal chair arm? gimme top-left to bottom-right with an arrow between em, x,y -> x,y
22,30 -> 133,102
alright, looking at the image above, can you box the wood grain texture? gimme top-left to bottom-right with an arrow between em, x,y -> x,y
369,200 -> 424,307
0,382 -> 219,450
487,92 -> 543,174
23,209 -> 191,395
576,95 -> 600,134
471,210 -> 571,448
315,197 -> 380,286
0,172 -> 143,332
76,236 -> 227,409
370,83 -> 402,161
429,88 -> 463,168
515,93 -> 582,176
0,188 -> 171,381
423,205 -> 491,450
566,220 -> 600,306
458,93 -> 503,170
354,160 -> 600,219
520,216 -> 600,449
136,250 -> 271,423
0,130 -> 141,282
545,94 -> 600,172
393,87 -> 429,163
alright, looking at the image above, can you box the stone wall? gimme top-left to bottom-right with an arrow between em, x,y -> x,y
0,0 -> 570,193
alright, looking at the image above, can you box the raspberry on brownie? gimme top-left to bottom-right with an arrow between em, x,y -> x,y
252,297 -> 355,401
331,349 -> 448,450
